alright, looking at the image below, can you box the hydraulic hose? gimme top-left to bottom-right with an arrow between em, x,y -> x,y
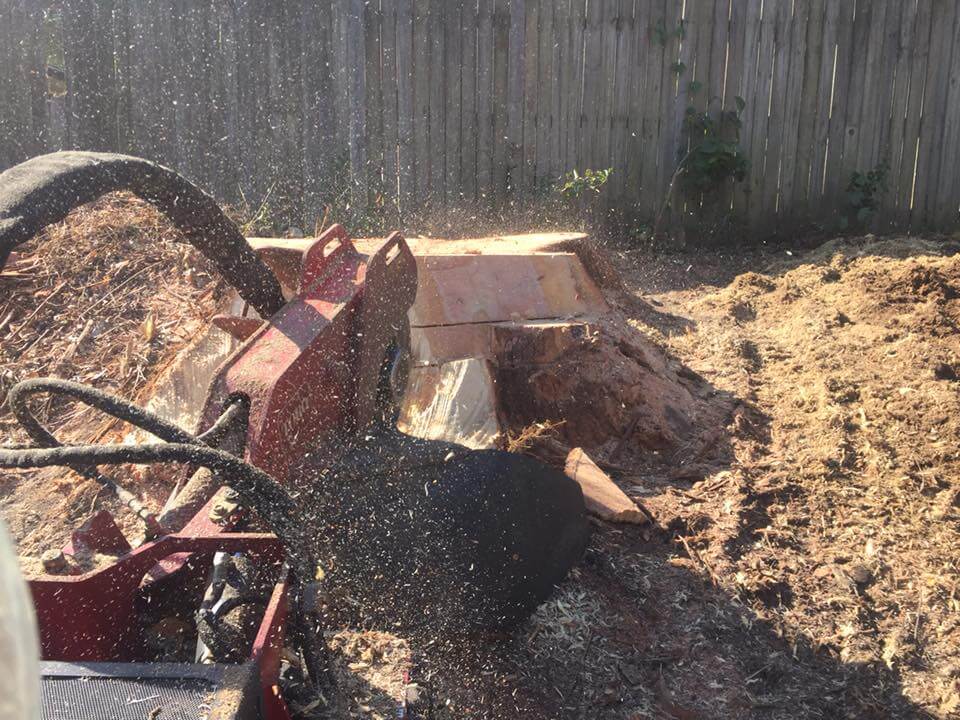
0,378 -> 331,686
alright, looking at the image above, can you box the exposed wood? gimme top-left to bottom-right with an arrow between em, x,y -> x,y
565,448 -> 649,525
399,359 -> 502,450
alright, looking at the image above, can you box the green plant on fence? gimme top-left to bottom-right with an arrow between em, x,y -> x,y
653,96 -> 749,236
653,18 -> 685,46
840,160 -> 889,231
681,96 -> 749,193
557,168 -> 613,231
559,168 -> 613,199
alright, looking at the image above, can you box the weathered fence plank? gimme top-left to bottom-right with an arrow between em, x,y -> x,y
460,0 -> 479,202
381,0 -> 400,212
396,0 -> 415,211
445,0 -> 463,203
412,0 -> 431,204
476,0 -> 495,197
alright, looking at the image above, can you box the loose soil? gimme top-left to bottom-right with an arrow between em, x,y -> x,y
1,198 -> 958,719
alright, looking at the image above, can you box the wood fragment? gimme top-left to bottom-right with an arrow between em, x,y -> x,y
564,447 -> 649,524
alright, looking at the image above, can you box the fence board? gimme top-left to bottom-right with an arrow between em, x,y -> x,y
506,0 -> 525,192
882,0 -> 920,226
744,0 -> 776,226
933,6 -> 960,229
777,3 -> 811,227
609,0 -> 633,202
302,0 -> 337,222
655,0 -> 684,217
547,0 -> 564,180
412,0 -> 431,204
428,0 -> 445,201
625,0 -> 651,211
791,0 -> 825,217
595,0 -> 620,177
535,0 -> 555,186
396,0 -> 415,211
914,1 -> 957,229
821,0 -> 855,218
563,0 -> 586,176
640,0 -> 668,216
361,2 -> 384,204
460,0 -> 478,202
492,0 -> 510,195
380,0 -> 400,210
521,0 -> 539,190
854,1 -> 891,174
477,0 -> 495,196
445,0 -> 463,203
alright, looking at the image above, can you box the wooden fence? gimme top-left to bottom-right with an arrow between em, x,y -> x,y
2,0 -> 959,237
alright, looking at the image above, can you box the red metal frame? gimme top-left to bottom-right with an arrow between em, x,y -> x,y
201,225 -> 417,484
26,227 -> 419,720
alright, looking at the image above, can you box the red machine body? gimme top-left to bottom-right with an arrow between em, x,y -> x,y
26,226 -> 418,719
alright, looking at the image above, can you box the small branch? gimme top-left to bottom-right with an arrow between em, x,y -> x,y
653,151 -> 691,239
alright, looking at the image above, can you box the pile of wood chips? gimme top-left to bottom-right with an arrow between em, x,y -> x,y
0,192 -> 226,563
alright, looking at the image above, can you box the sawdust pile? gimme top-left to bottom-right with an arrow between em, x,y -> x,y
638,236 -> 960,718
0,193 -> 226,561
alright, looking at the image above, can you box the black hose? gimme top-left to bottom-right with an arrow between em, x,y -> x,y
0,151 -> 285,318
7,378 -> 200,448
4,378 -> 241,537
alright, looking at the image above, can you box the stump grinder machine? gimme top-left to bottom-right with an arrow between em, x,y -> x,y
0,152 -> 589,720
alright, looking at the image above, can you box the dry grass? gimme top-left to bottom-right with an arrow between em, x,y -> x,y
504,419 -> 565,454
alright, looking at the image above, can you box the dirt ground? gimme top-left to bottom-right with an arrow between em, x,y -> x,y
505,233 -> 960,720
1,199 -> 958,718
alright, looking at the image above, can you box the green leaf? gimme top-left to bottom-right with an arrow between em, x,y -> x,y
688,80 -> 703,94
671,61 -> 687,75
735,96 -> 746,112
857,206 -> 874,223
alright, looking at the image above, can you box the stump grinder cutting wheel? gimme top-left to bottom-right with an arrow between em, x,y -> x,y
0,152 -> 588,720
